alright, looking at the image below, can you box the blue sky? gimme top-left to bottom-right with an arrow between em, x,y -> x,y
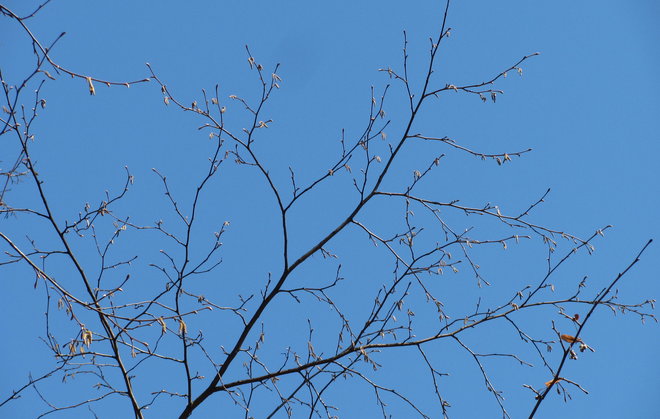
2,1 -> 659,418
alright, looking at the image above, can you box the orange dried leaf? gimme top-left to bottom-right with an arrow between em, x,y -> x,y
545,377 -> 563,387
560,334 -> 582,344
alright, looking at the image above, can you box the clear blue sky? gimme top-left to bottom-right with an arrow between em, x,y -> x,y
2,1 -> 659,418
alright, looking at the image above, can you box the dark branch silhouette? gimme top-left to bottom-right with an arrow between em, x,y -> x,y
1,1 -> 654,418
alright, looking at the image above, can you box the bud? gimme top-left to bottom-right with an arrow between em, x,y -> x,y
86,77 -> 95,95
